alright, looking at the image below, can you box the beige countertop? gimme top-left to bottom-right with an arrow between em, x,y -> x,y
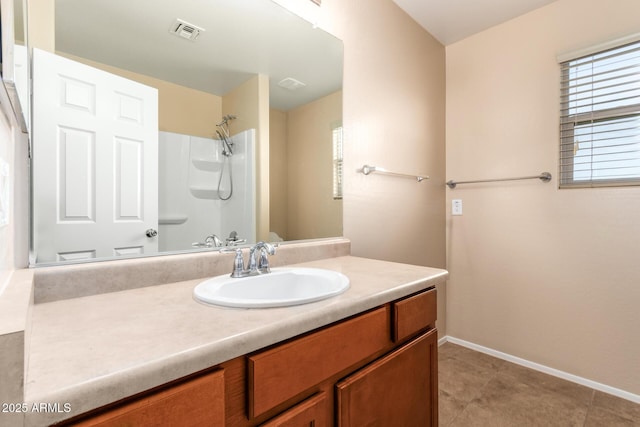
24,255 -> 447,426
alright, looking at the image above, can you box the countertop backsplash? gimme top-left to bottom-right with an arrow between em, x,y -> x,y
33,237 -> 351,304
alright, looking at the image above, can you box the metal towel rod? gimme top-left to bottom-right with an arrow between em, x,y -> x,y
358,164 -> 429,182
446,172 -> 552,189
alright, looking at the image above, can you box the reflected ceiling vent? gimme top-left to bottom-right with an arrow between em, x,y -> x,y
169,18 -> 205,41
278,77 -> 307,91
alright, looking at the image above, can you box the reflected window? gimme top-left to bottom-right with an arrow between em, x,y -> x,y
332,124 -> 343,199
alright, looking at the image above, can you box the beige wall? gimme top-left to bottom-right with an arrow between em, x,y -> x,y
286,91 -> 343,240
322,0 -> 447,329
324,0 -> 446,267
446,0 -> 640,395
27,0 -> 54,52
222,75 -> 263,136
223,75 -> 271,241
270,91 -> 343,241
270,109 -> 288,240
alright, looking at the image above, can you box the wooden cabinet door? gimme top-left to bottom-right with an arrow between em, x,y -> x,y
260,393 -> 327,427
336,328 -> 438,427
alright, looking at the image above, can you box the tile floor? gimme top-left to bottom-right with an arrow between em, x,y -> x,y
438,342 -> 640,426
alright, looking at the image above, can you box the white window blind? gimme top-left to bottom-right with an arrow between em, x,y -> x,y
560,40 -> 640,187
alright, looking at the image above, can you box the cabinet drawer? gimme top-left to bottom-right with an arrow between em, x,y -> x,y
74,369 -> 225,426
393,288 -> 436,342
248,306 -> 390,418
260,392 -> 327,427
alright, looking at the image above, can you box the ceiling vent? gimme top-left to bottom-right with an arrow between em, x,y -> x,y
277,77 -> 307,91
169,19 -> 204,41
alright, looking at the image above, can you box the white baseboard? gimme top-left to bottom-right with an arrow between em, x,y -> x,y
438,335 -> 640,404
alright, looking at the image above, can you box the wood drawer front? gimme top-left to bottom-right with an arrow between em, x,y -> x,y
336,328 -> 439,427
260,392 -> 327,427
393,288 -> 436,342
74,369 -> 225,427
248,306 -> 391,418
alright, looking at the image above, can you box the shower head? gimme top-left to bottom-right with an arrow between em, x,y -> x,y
217,114 -> 237,126
216,114 -> 236,156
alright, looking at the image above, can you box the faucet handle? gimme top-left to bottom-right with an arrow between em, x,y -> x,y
257,250 -> 271,274
230,249 -> 245,278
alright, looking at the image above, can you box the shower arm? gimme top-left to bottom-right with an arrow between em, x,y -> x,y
215,114 -> 237,155
216,114 -> 237,138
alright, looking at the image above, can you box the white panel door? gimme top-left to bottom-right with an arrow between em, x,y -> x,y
32,48 -> 158,262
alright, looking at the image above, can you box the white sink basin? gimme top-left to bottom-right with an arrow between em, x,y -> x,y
193,267 -> 350,308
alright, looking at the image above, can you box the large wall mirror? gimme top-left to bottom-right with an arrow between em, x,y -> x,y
29,0 -> 343,265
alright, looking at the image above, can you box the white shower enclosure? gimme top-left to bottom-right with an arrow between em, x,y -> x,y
158,129 -> 256,252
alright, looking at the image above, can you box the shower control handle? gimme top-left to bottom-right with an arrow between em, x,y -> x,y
145,228 -> 158,238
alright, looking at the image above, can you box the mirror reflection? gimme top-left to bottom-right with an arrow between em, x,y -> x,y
0,0 -> 30,131
30,0 -> 343,264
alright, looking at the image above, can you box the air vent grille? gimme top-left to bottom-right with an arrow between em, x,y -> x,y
169,19 -> 204,41
278,77 -> 307,91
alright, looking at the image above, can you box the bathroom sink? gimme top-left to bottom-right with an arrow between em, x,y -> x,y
193,268 -> 350,308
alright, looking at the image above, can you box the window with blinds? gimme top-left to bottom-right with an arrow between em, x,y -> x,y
332,125 -> 343,199
560,40 -> 640,187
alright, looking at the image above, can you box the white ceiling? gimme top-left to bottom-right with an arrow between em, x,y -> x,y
55,0 -> 343,111
391,0 -> 558,45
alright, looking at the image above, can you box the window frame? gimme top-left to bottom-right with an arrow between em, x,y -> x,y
559,41 -> 640,188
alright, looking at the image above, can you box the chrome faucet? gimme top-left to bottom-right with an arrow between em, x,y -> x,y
225,230 -> 247,246
205,234 -> 224,247
192,234 -> 224,248
230,241 -> 277,278
249,241 -> 277,274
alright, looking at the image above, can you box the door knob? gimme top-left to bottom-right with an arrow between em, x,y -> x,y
146,228 -> 158,238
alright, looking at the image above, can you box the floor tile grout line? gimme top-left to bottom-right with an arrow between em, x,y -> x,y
582,389 -> 596,427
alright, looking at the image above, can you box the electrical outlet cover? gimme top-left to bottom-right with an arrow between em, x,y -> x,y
452,199 -> 463,216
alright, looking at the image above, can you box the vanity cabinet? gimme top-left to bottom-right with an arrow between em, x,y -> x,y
64,288 -> 437,427
231,287 -> 438,427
